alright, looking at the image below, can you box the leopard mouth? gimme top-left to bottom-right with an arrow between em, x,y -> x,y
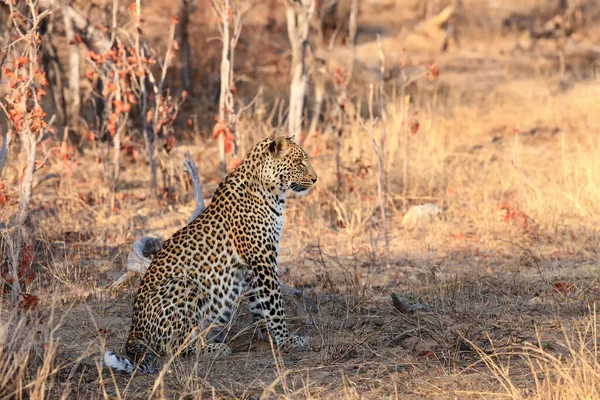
290,182 -> 313,194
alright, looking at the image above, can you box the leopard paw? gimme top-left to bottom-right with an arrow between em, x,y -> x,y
202,343 -> 232,359
282,335 -> 309,349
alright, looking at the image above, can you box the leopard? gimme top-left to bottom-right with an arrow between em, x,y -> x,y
104,135 -> 317,374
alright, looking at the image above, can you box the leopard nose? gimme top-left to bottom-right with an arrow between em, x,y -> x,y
311,176 -> 317,183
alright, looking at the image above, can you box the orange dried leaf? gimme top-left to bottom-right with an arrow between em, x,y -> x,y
15,56 -> 29,68
36,88 -> 47,101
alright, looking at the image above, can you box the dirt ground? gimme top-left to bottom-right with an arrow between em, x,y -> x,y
1,0 -> 600,399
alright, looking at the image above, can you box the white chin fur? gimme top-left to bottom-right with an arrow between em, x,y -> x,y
293,188 -> 310,196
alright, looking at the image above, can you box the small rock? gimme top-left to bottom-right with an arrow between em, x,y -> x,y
528,296 -> 543,305
401,203 -> 441,230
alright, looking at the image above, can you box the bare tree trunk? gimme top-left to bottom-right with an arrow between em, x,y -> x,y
285,0 -> 315,142
307,63 -> 324,139
0,130 -> 10,177
178,0 -> 196,95
41,18 -> 67,127
12,128 -> 37,300
133,0 -> 158,196
216,0 -> 230,174
63,7 -> 80,135
347,0 -> 359,80
213,0 -> 243,172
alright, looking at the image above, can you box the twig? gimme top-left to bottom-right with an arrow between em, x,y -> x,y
377,35 -> 391,267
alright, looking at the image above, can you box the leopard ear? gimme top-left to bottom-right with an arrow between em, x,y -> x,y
269,136 -> 289,157
285,135 -> 295,142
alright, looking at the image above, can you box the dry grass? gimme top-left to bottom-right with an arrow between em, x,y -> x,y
1,0 -> 600,398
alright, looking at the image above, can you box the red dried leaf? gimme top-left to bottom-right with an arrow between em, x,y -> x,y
172,16 -> 179,24
19,293 -> 39,311
452,232 -> 467,240
554,282 -> 574,294
410,119 -> 420,135
163,135 -> 176,153
427,63 -> 439,79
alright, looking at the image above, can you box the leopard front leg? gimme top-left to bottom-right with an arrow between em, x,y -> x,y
246,263 -> 308,349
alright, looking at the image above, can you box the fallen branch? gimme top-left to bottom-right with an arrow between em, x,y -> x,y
390,293 -> 428,314
183,151 -> 204,223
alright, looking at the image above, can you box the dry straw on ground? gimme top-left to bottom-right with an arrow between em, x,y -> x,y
1,0 -> 599,398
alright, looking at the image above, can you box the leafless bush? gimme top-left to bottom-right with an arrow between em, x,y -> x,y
0,1 -> 52,301
84,2 -> 187,201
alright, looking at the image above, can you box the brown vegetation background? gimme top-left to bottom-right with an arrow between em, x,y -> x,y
1,0 -> 600,398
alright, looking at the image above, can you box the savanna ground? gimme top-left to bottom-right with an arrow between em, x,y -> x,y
1,0 -> 600,398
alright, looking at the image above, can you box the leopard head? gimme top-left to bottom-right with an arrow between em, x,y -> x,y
264,136 -> 317,196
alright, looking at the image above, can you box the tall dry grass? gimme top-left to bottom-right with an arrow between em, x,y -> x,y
469,308 -> 600,400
